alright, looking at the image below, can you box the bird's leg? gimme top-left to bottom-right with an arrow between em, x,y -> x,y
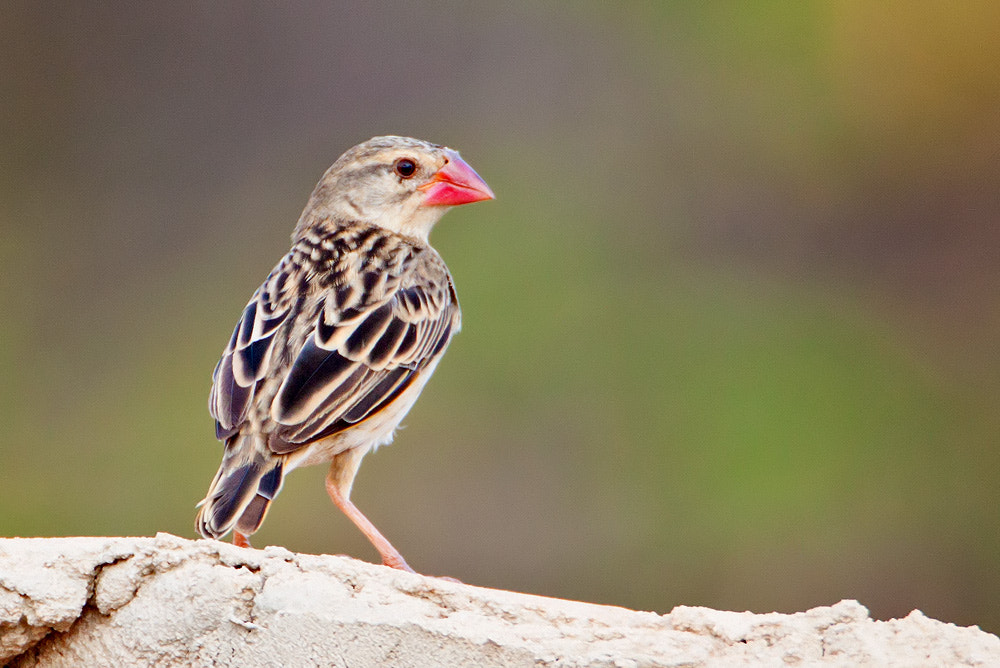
325,457 -> 415,573
233,531 -> 251,548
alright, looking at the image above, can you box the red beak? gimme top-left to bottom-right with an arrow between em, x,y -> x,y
419,149 -> 495,206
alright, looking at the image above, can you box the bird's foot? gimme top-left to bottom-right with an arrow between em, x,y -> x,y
380,556 -> 462,582
381,554 -> 417,573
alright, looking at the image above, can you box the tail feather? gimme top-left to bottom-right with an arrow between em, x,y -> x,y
234,459 -> 284,535
235,494 -> 271,535
196,434 -> 285,540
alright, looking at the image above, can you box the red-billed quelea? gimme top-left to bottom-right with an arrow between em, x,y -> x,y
195,136 -> 494,572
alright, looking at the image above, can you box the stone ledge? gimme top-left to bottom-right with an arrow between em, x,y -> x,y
0,534 -> 996,666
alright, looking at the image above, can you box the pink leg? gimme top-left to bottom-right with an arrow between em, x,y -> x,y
233,531 -> 251,548
324,468 -> 415,573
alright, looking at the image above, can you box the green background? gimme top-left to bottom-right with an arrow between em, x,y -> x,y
3,2 -> 998,632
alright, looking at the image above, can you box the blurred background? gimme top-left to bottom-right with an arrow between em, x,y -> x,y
2,2 -> 998,632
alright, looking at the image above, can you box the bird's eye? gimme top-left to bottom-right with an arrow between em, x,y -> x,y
394,158 -> 417,178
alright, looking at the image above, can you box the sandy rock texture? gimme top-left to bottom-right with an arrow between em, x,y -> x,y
0,534 -> 996,667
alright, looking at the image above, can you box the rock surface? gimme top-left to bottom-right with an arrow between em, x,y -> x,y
0,534 -> 996,667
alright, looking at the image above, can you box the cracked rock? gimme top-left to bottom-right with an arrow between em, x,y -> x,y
0,534 -> 997,667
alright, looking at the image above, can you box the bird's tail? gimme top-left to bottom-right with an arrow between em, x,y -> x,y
195,433 -> 285,540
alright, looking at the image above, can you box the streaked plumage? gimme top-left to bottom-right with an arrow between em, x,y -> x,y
195,136 -> 493,571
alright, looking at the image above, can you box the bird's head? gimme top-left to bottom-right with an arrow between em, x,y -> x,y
294,136 -> 494,242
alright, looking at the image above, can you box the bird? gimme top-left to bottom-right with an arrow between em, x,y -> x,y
195,136 -> 494,572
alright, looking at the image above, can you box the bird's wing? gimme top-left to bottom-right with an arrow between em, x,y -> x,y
266,248 -> 459,453
208,261 -> 297,440
209,235 -> 459,450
